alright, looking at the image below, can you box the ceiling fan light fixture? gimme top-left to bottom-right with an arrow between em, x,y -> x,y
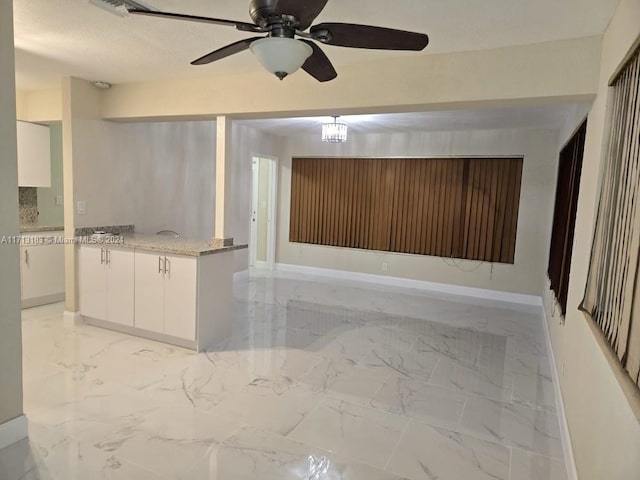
322,116 -> 348,143
250,37 -> 313,80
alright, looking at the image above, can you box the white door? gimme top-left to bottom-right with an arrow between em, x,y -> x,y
163,255 -> 197,341
249,158 -> 259,266
79,246 -> 107,320
106,248 -> 135,327
134,252 -> 165,334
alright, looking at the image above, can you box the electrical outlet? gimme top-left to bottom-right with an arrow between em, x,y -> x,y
77,201 -> 86,215
382,262 -> 388,272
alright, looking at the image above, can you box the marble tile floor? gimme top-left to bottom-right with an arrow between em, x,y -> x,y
1,270 -> 568,480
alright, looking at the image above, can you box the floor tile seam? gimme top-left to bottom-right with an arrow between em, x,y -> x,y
382,417 -> 411,471
425,375 -> 513,405
452,422 -> 565,461
508,445 -> 514,480
118,455 -> 175,480
283,398 -> 326,443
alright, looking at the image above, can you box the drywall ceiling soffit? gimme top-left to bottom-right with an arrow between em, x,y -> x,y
236,104 -> 593,136
14,0 -> 619,90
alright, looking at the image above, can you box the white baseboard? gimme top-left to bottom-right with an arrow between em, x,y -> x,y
542,302 -> 578,480
275,263 -> 542,307
0,415 -> 28,450
63,310 -> 83,327
22,293 -> 65,309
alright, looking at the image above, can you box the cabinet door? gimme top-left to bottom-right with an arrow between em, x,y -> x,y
17,121 -> 51,187
163,255 -> 197,341
106,248 -> 134,327
21,243 -> 65,301
134,252 -> 165,334
79,246 -> 107,320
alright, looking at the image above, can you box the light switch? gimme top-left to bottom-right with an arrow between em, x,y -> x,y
77,201 -> 86,215
55,195 -> 63,206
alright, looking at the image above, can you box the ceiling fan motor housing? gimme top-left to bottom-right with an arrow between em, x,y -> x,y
249,0 -> 282,28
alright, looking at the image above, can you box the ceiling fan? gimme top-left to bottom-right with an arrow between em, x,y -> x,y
127,0 -> 429,82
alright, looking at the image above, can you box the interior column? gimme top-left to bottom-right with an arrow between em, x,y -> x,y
214,115 -> 234,246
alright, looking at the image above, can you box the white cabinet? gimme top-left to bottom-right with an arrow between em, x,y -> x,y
78,242 -> 236,351
17,121 -> 51,187
20,235 -> 65,308
79,245 -> 134,327
133,252 -> 165,334
134,252 -> 197,341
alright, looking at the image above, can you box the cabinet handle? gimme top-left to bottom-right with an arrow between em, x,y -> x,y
24,249 -> 29,266
158,256 -> 163,274
106,250 -> 111,265
165,257 -> 170,276
100,248 -> 105,265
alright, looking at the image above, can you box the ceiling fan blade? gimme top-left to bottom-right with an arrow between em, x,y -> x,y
300,40 -> 337,82
191,37 -> 264,65
310,23 -> 429,51
127,9 -> 262,32
274,0 -> 328,30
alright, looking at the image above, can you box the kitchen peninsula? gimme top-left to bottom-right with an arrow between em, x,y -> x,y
78,228 -> 246,352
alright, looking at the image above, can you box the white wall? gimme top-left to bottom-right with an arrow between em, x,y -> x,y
106,121 -> 216,239
100,37 -> 601,121
542,0 -> 640,478
231,124 -> 282,271
277,128 -> 559,296
74,120 -> 217,239
0,0 -> 24,427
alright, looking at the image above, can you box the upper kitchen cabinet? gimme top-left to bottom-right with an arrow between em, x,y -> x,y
17,120 -> 51,187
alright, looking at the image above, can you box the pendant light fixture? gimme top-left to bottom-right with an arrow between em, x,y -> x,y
321,116 -> 348,143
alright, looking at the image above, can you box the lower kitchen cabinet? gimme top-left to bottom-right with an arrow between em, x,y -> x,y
20,234 -> 65,308
134,252 -> 197,341
79,243 -> 235,351
79,245 -> 134,327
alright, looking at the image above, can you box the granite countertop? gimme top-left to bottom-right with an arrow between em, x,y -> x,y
20,225 -> 65,233
97,233 -> 247,257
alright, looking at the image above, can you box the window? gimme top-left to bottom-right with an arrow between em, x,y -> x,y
289,157 -> 523,263
580,47 -> 640,388
548,120 -> 587,316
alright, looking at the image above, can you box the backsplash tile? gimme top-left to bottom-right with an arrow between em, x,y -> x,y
19,187 -> 38,224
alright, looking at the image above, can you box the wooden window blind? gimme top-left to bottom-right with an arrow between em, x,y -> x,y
548,120 -> 587,316
290,157 -> 523,263
580,46 -> 640,389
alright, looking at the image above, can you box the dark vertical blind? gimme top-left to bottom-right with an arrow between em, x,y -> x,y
548,120 -> 587,316
290,157 -> 523,264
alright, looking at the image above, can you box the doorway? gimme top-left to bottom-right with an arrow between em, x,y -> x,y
249,156 -> 277,269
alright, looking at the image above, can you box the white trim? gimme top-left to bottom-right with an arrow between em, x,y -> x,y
63,310 -> 83,327
542,302 -> 578,480
0,415 -> 28,450
22,293 -> 65,309
249,158 -> 259,267
275,263 -> 542,306
266,155 -> 278,270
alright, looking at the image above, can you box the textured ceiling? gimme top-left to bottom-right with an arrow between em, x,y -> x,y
13,0 -> 619,90
237,104 -> 591,136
